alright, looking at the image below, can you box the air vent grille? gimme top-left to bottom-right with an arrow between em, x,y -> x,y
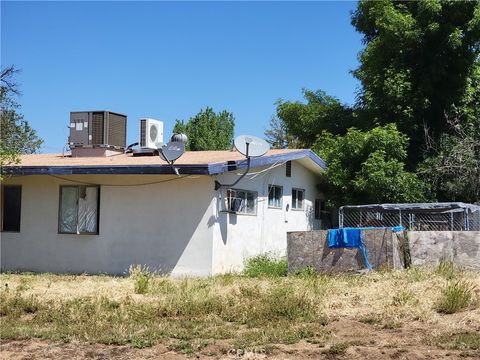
286,161 -> 292,177
140,119 -> 146,147
108,113 -> 126,147
91,112 -> 104,145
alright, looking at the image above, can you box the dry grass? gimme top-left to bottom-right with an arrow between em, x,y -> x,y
0,266 -> 479,356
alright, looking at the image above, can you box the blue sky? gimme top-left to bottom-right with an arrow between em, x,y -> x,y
2,1 -> 362,153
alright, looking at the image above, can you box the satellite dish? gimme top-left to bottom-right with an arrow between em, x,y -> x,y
234,135 -> 270,158
158,141 -> 185,162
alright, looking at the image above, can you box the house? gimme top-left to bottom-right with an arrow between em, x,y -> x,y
0,149 -> 326,276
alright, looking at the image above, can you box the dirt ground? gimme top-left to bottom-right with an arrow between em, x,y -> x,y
2,319 -> 479,360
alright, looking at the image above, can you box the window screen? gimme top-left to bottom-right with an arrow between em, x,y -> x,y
268,185 -> 283,208
292,188 -> 305,210
59,186 -> 99,234
2,186 -> 22,232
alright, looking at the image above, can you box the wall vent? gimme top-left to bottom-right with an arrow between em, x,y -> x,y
286,160 -> 292,177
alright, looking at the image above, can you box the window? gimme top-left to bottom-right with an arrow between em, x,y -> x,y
59,186 -> 99,234
315,199 -> 325,220
225,189 -> 257,215
2,185 -> 22,232
292,188 -> 305,210
286,161 -> 292,177
268,185 -> 283,208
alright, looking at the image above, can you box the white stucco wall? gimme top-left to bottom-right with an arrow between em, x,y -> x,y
1,175 -> 215,276
1,158 -> 324,276
211,159 -> 324,274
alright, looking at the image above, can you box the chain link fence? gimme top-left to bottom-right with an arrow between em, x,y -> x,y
339,203 -> 480,231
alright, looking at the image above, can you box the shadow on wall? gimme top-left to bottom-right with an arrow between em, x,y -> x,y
95,183 -> 215,275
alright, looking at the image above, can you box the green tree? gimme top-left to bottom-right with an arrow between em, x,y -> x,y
271,89 -> 355,148
352,0 -> 480,166
313,124 -> 429,207
264,116 -> 300,149
1,66 -> 43,177
172,107 -> 235,151
418,111 -> 480,203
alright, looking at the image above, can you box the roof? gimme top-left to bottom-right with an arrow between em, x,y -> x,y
5,149 -> 326,176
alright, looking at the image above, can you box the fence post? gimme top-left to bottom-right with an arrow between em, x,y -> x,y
399,209 -> 402,227
339,207 -> 344,228
465,210 -> 469,231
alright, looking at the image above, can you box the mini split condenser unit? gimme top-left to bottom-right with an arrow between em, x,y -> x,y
69,111 -> 127,149
139,118 -> 164,149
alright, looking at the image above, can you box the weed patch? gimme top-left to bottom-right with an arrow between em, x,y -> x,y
129,265 -> 152,294
426,332 -> 480,350
436,280 -> 476,314
322,341 -> 350,355
243,254 -> 288,277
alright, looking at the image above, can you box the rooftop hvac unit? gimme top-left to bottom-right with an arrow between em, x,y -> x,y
69,111 -> 127,149
139,118 -> 164,149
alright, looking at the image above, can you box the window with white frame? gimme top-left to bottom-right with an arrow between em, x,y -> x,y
59,185 -> 100,234
225,189 -> 257,215
292,188 -> 305,210
268,185 -> 283,208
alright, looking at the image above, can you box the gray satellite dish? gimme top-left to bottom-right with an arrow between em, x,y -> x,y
158,141 -> 185,162
234,135 -> 270,158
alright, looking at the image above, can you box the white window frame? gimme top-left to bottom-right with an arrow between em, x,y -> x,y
268,185 -> 283,209
292,188 -> 305,210
224,188 -> 257,215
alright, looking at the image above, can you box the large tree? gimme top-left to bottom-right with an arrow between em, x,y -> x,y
352,0 -> 480,166
270,89 -> 355,148
1,66 -> 43,177
313,124 -> 429,207
172,107 -> 234,151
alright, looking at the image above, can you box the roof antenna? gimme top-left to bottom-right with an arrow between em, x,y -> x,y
214,135 -> 270,190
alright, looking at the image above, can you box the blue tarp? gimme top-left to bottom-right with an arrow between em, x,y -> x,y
327,227 -> 404,271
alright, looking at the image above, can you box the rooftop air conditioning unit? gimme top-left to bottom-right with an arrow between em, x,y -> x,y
139,118 -> 164,149
69,111 -> 127,149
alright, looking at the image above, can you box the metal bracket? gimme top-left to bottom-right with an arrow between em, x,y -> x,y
214,157 -> 251,191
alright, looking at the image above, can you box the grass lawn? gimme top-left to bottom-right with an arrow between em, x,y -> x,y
0,262 -> 479,359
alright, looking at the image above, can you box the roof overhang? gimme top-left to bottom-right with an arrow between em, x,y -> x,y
5,150 -> 326,176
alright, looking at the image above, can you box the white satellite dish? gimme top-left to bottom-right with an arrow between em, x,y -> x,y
234,135 -> 270,157
158,141 -> 185,162
214,135 -> 270,190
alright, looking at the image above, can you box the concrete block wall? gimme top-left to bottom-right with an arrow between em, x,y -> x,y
408,231 -> 480,269
287,229 -> 405,273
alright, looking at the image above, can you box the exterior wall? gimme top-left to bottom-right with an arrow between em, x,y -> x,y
408,231 -> 480,269
1,175 -> 214,276
211,160 -> 324,274
287,229 -> 405,273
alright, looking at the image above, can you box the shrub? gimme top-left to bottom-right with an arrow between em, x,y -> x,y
128,265 -> 152,294
243,254 -> 288,277
436,280 -> 475,314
